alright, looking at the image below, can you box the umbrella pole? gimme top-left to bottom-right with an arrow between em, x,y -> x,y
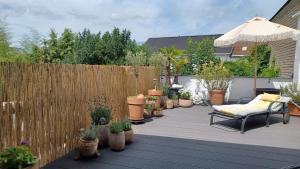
253,43 -> 257,98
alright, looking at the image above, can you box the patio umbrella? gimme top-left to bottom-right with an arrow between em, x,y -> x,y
214,16 -> 300,97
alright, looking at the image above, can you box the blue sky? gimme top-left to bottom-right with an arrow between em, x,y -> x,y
0,0 -> 287,45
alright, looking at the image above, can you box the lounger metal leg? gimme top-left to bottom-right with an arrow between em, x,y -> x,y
266,114 -> 270,127
210,114 -> 214,125
241,117 -> 248,134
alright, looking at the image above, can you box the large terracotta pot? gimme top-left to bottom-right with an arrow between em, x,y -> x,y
209,90 -> 225,105
127,95 -> 145,121
124,129 -> 134,144
173,99 -> 179,107
179,99 -> 193,107
161,96 -> 168,108
109,131 -> 125,151
288,103 -> 300,116
96,124 -> 109,147
78,138 -> 99,157
166,99 -> 174,109
148,89 -> 163,109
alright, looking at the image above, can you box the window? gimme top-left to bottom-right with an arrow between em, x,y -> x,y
242,46 -> 248,51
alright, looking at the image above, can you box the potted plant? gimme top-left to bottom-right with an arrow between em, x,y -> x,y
282,83 -> 300,116
144,103 -> 154,118
147,96 -> 159,109
109,121 -> 125,151
171,94 -> 179,107
179,90 -> 193,107
90,106 -> 112,147
153,107 -> 163,117
148,79 -> 163,109
122,118 -> 134,144
78,125 -> 99,158
160,84 -> 169,108
0,141 -> 38,169
166,99 -> 174,109
197,62 -> 232,105
125,51 -> 147,122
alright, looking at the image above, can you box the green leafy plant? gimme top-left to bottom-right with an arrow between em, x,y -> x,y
0,145 -> 38,169
171,94 -> 178,100
160,84 -> 169,96
81,125 -> 97,141
91,106 -> 112,125
260,57 -> 280,78
109,121 -> 124,134
147,96 -> 158,101
281,83 -> 300,106
145,104 -> 154,111
122,118 -> 132,131
197,62 -> 232,90
179,90 -> 191,100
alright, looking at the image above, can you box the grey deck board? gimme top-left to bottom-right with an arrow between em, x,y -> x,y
43,106 -> 300,169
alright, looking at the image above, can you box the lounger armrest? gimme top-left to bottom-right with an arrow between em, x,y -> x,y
267,101 -> 284,113
237,97 -> 253,104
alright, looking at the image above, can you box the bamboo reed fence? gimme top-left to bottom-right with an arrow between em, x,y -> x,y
0,63 -> 159,168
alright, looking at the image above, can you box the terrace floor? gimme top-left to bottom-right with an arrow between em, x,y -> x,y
43,105 -> 300,169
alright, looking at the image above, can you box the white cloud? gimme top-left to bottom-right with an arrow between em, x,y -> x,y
0,0 -> 287,45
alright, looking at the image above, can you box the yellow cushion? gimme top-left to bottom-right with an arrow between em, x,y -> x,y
261,93 -> 280,102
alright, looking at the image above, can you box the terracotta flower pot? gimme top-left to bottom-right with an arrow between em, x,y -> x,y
179,99 -> 193,107
124,129 -> 134,144
148,89 -> 163,109
127,95 -> 145,121
173,100 -> 179,107
109,131 -> 125,151
78,138 -> 99,157
288,103 -> 300,116
96,124 -> 109,147
209,90 -> 225,105
161,96 -> 168,108
166,99 -> 174,109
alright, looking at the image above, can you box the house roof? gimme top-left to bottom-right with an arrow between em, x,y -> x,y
145,34 -> 233,54
270,0 -> 291,21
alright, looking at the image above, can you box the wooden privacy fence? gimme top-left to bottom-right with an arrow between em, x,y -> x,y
0,63 -> 159,168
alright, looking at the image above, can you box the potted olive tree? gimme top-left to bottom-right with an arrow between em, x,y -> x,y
197,62 -> 232,105
0,141 -> 38,169
179,90 -> 193,107
91,106 -> 112,147
78,125 -> 100,158
125,51 -> 147,122
282,83 -> 300,116
122,118 -> 134,144
109,121 -> 125,151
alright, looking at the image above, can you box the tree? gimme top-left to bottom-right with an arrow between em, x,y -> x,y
59,28 -> 75,63
46,29 -> 60,63
19,28 -> 42,54
0,20 -> 10,58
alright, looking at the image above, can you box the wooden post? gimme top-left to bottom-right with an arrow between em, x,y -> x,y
253,43 -> 258,98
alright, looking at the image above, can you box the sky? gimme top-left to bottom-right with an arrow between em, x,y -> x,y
0,0 -> 287,45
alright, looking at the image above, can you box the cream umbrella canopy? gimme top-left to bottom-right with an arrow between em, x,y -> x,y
214,16 -> 300,97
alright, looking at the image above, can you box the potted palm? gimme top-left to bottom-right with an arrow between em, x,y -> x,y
78,125 -> 99,158
0,141 -> 38,169
282,83 -> 300,116
109,121 -> 125,151
125,51 -> 147,122
122,118 -> 134,144
179,90 -> 193,107
90,106 -> 112,147
197,62 -> 232,105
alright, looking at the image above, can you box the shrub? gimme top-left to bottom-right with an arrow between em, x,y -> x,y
147,96 -> 158,101
171,94 -> 178,100
122,119 -> 132,131
223,57 -> 254,77
109,122 -> 124,134
91,106 -> 112,125
81,125 -> 97,141
281,83 -> 300,106
179,90 -> 191,100
197,62 -> 232,90
0,145 -> 38,169
260,57 -> 280,78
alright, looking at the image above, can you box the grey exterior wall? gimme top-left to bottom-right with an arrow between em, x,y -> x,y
161,76 -> 292,101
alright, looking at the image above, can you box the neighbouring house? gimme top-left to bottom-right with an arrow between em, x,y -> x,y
145,34 -> 251,61
269,0 -> 300,82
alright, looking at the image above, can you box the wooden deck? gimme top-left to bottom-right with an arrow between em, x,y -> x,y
43,105 -> 300,169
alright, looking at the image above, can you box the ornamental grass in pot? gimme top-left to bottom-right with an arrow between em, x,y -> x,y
0,141 -> 38,169
160,84 -> 169,108
197,62 -> 232,105
122,118 -> 134,144
91,106 -> 112,147
282,83 -> 300,116
78,125 -> 99,158
109,121 -> 125,151
179,90 -> 193,107
171,94 -> 179,107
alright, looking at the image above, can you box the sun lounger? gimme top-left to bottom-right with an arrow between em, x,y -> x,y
209,93 -> 291,133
